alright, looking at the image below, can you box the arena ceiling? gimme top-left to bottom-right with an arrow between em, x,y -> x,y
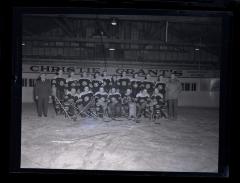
22,14 -> 222,69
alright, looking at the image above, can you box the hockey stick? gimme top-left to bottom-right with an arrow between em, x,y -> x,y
54,96 -> 71,119
77,96 -> 98,118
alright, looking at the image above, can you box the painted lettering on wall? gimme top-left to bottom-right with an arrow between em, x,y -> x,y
24,64 -> 220,78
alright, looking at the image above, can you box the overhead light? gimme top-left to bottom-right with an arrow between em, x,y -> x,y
111,18 -> 117,26
195,48 -> 200,51
109,48 -> 115,51
22,42 -> 26,46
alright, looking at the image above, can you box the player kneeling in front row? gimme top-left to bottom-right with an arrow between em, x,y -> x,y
107,88 -> 122,119
63,88 -> 78,121
136,88 -> 151,120
94,87 -> 108,118
151,88 -> 167,121
78,86 -> 95,118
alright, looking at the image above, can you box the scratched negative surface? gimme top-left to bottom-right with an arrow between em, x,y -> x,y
21,103 -> 219,172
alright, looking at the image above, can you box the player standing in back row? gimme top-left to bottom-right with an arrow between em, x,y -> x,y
91,72 -> 103,94
78,71 -> 92,92
117,71 -> 131,97
142,73 -> 155,96
51,69 -> 66,115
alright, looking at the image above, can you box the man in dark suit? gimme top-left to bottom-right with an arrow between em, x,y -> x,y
34,73 -> 52,117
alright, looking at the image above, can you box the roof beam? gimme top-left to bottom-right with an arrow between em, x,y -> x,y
23,36 -> 221,47
53,17 -> 74,37
25,14 -> 221,25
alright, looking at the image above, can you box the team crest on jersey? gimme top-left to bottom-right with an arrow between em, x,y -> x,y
82,81 -> 87,86
84,96 -> 89,102
157,85 -> 163,90
94,82 -> 99,87
122,81 -> 127,86
133,83 -> 138,88
59,81 -> 64,86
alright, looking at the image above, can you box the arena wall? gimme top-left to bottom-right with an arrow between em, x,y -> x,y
21,64 -> 220,107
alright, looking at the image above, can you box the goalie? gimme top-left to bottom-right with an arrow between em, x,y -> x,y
78,86 -> 95,117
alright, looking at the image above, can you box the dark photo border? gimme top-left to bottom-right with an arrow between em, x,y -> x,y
7,4 -> 232,177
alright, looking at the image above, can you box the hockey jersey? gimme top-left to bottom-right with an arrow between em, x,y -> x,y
108,92 -> 122,103
55,77 -> 66,87
130,79 -> 142,98
151,93 -> 164,105
80,91 -> 94,106
66,78 -> 78,91
122,93 -> 134,104
91,79 -> 103,93
109,79 -> 119,90
102,77 -> 111,93
142,80 -> 155,95
56,86 -> 65,100
78,78 -> 92,92
155,82 -> 166,96
94,91 -> 108,102
136,93 -> 150,104
117,77 -> 131,95
75,93 -> 83,106
64,92 -> 78,104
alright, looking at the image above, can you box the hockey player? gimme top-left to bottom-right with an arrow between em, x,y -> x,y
122,88 -> 136,119
142,73 -> 155,96
101,71 -> 112,93
107,87 -> 122,119
117,71 -> 131,97
130,73 -> 142,98
136,88 -> 151,120
80,86 -> 94,107
75,89 -> 83,115
110,75 -> 119,90
63,87 -> 78,121
54,69 -> 66,84
76,86 -> 95,118
53,82 -> 66,115
51,70 -> 67,114
155,75 -> 166,98
66,71 -> 78,91
151,88 -> 166,120
55,70 -> 66,99
91,72 -> 103,94
78,71 -> 92,92
94,87 -> 108,118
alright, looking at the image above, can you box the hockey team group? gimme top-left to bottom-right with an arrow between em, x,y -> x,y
34,69 -> 182,122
